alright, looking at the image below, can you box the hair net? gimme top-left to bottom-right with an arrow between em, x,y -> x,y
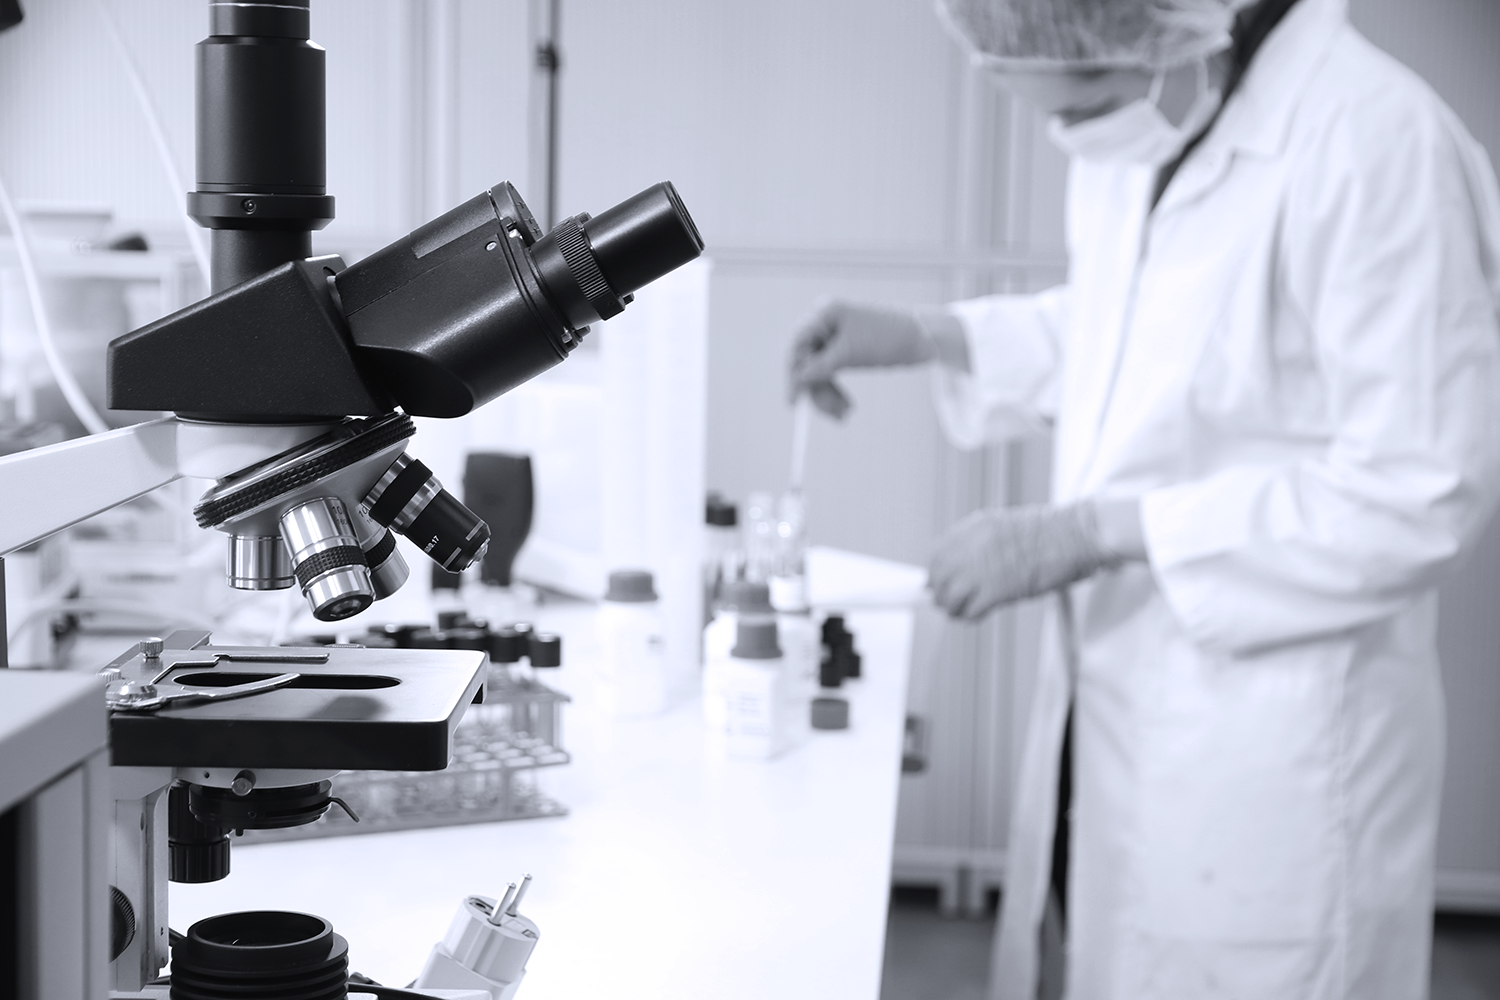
936,0 -> 1259,70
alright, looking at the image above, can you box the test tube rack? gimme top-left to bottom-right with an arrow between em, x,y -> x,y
237,664 -> 571,842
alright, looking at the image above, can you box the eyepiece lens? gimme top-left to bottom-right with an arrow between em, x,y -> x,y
581,181 -> 704,297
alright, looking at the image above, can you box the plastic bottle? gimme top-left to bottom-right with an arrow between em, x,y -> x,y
706,618 -> 787,759
598,569 -> 667,716
703,580 -> 776,731
703,492 -> 743,629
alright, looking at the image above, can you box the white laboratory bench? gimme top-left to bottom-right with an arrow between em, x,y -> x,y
169,548 -> 927,999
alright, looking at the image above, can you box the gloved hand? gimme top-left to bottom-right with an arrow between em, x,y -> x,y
928,502 -> 1126,619
787,299 -> 933,418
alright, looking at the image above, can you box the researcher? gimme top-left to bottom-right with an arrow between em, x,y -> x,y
789,0 -> 1500,996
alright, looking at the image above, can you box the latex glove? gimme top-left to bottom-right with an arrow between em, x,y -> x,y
928,502 -> 1130,620
787,300 -> 932,418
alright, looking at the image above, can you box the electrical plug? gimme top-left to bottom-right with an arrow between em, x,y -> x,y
414,875 -> 539,1000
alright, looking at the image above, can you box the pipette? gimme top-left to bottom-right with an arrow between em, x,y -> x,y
790,394 -> 813,491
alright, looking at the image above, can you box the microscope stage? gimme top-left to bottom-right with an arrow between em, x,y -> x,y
105,632 -> 486,771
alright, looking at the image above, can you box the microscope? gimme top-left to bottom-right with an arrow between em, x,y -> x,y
0,1 -> 702,996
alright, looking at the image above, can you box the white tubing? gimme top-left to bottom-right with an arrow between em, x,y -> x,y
93,0 -> 212,288
0,169 -> 112,436
6,598 -> 216,645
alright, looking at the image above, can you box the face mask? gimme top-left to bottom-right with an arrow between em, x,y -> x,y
1047,61 -> 1222,166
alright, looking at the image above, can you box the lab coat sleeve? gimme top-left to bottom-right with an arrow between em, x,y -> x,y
1141,91 -> 1500,655
929,285 -> 1067,450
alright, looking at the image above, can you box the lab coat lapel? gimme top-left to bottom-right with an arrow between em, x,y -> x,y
1052,165 -> 1155,502
1059,0 -> 1349,501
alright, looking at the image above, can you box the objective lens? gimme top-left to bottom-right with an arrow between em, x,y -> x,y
361,527 -> 409,600
361,453 -> 491,573
278,497 -> 374,621
226,534 -> 293,591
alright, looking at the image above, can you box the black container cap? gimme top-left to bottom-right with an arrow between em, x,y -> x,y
706,493 -> 738,527
528,632 -> 563,667
605,569 -> 657,603
488,626 -> 526,664
732,619 -> 782,660
446,627 -> 491,653
819,651 -> 845,690
811,696 -> 850,730
720,580 -> 773,615
408,628 -> 452,649
822,615 -> 851,645
370,623 -> 423,648
437,610 -> 471,630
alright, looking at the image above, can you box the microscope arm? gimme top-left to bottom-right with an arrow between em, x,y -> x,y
0,417 -> 333,556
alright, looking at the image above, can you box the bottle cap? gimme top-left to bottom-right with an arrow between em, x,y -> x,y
488,626 -> 525,663
527,632 -> 562,667
604,569 -> 658,603
409,628 -> 452,649
731,619 -> 782,660
720,580 -> 773,614
371,623 -> 423,647
706,493 -> 738,527
811,696 -> 850,730
834,646 -> 862,680
819,650 -> 845,689
437,610 -> 470,630
446,626 -> 491,652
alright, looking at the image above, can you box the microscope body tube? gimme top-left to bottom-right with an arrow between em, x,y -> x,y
188,0 -> 333,295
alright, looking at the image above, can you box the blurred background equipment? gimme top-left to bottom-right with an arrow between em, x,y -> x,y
465,452 -> 535,587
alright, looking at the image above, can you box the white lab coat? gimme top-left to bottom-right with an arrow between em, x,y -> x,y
933,1 -> 1500,997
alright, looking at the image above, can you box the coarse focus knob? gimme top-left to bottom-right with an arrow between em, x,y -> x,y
108,886 -> 136,961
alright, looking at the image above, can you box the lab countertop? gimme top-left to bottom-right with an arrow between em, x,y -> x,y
169,548 -> 923,999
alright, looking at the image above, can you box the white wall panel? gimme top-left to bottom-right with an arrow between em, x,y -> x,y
1352,0 -> 1500,908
